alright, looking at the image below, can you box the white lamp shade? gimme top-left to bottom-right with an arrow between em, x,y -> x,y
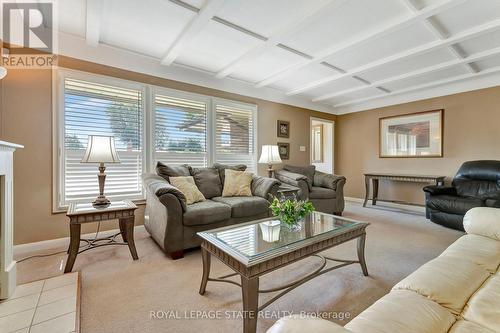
81,135 -> 120,163
0,66 -> 7,80
258,145 -> 282,164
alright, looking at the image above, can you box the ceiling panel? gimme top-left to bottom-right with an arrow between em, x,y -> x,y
100,0 -> 195,58
359,48 -> 457,83
301,77 -> 368,100
456,29 -> 500,56
175,20 -> 263,73
431,0 -> 500,36
472,56 -> 500,71
323,22 -> 438,70
270,63 -> 339,91
56,0 -> 86,38
216,0 -> 330,38
229,46 -> 307,83
381,65 -> 470,91
326,87 -> 385,105
280,0 -> 410,55
182,0 -> 205,10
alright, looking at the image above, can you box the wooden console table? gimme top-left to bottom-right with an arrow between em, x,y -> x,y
363,173 -> 445,208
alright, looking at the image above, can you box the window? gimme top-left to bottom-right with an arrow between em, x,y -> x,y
55,71 -> 257,210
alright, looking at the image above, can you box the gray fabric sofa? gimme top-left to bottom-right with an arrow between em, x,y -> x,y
274,165 -> 346,215
142,163 -> 280,259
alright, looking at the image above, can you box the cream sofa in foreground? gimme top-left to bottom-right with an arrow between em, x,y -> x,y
268,207 -> 500,333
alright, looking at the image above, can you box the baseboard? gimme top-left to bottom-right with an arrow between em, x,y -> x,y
345,197 -> 426,213
13,225 -> 146,259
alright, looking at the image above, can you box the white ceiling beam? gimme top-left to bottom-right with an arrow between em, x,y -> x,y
287,18 -> 500,96
85,0 -> 102,47
255,0 -> 467,88
161,0 -> 226,66
332,65 -> 500,108
313,46 -> 500,101
215,0 -> 346,79
401,0 -> 477,73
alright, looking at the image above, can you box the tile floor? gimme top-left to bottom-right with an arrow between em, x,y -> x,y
0,272 -> 79,333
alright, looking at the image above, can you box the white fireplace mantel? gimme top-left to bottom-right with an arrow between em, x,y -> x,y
0,140 -> 23,299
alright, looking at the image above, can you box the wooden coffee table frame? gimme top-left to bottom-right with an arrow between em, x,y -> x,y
198,220 -> 369,333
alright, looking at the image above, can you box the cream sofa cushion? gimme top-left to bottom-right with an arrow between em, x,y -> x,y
169,176 -> 206,205
448,320 -> 495,333
463,274 -> 500,332
464,207 -> 500,241
345,290 -> 456,333
439,234 -> 500,273
267,315 -> 351,333
392,257 -> 490,314
222,169 -> 253,197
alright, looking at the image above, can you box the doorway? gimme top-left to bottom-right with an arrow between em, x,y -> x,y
310,117 -> 334,174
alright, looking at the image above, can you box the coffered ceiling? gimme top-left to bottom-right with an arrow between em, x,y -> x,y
46,0 -> 500,113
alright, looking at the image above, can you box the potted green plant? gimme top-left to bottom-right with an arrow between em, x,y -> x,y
269,196 -> 314,231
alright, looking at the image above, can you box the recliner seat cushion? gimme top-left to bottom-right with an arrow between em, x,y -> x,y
427,195 -> 483,215
182,200 -> 231,226
212,196 -> 269,218
309,186 -> 336,199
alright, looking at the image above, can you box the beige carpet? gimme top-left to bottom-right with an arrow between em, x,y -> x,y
17,202 -> 463,333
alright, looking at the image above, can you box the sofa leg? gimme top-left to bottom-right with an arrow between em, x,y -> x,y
169,250 -> 184,260
334,212 -> 342,216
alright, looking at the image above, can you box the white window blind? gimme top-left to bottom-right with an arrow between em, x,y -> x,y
154,93 -> 208,167
62,78 -> 144,206
214,101 -> 256,173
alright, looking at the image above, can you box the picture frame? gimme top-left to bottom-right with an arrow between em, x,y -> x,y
277,120 -> 290,138
379,109 -> 443,158
277,142 -> 290,160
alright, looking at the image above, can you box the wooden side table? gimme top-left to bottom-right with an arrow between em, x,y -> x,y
65,200 -> 138,273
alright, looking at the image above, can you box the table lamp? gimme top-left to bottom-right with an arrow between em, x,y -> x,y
81,135 -> 120,208
258,145 -> 282,178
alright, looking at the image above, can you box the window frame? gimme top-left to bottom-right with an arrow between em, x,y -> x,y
54,70 -> 258,212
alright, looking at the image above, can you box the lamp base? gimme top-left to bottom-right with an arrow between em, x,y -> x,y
92,195 -> 110,208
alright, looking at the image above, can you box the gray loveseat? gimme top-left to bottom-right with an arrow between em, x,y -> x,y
274,165 -> 346,215
142,163 -> 280,259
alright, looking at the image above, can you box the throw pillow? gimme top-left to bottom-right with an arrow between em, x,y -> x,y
169,176 -> 205,205
222,169 -> 253,197
190,167 -> 223,198
213,163 -> 247,185
156,162 -> 191,182
284,165 -> 316,191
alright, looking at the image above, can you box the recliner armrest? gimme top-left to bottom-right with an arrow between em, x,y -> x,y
313,171 -> 346,190
267,315 -> 352,333
252,175 -> 280,200
423,185 -> 456,196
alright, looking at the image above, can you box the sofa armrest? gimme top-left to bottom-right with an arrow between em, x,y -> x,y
463,207 -> 500,241
142,173 -> 187,211
274,170 -> 310,201
313,171 -> 346,190
252,175 -> 280,201
423,185 -> 456,196
267,315 -> 352,333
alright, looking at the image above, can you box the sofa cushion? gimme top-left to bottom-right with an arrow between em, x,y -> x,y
449,320 -> 495,333
182,200 -> 231,226
309,186 -> 336,199
156,162 -> 190,181
392,256 -> 491,315
284,165 -> 315,191
213,163 -> 246,185
222,169 -> 253,197
190,167 -> 223,199
463,274 -> 500,332
427,195 -> 483,215
212,196 -> 269,218
267,315 -> 351,333
169,176 -> 205,205
345,290 -> 456,333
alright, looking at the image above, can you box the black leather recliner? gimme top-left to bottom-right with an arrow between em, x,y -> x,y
423,160 -> 500,231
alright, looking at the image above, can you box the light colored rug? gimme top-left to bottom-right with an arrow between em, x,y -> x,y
17,202 -> 463,333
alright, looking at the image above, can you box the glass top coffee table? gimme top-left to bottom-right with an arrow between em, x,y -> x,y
197,211 -> 369,333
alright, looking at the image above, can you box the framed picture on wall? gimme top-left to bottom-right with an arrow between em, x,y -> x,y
277,142 -> 290,160
379,109 -> 443,158
277,120 -> 290,138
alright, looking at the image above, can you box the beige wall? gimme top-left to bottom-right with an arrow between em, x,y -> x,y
336,86 -> 500,205
0,57 -> 336,245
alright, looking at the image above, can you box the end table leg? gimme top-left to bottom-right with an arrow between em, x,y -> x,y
357,233 -> 369,276
119,219 -> 128,243
241,276 -> 259,333
123,217 -> 138,260
199,247 -> 211,295
64,224 -> 81,273
363,176 -> 370,207
372,178 -> 379,206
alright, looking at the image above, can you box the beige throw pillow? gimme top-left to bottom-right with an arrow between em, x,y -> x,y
222,169 -> 253,197
169,176 -> 205,205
